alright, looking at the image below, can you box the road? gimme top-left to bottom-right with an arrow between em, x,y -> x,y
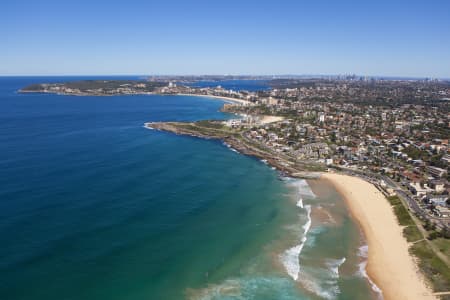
334,166 -> 448,229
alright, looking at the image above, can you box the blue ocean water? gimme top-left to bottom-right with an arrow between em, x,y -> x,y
0,77 -> 302,299
0,77 -> 376,300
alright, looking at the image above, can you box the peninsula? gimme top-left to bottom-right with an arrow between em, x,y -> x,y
20,76 -> 450,298
145,77 -> 450,298
147,118 -> 323,179
19,80 -> 166,96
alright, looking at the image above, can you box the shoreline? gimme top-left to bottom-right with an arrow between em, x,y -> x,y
145,121 -> 324,178
322,172 -> 436,300
18,89 -> 252,105
174,93 -> 251,105
144,93 -> 436,298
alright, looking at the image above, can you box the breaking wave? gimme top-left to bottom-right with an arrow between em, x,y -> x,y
296,257 -> 346,300
289,179 -> 316,199
222,142 -> 239,153
187,276 -> 303,300
326,257 -> 346,279
280,205 -> 312,281
357,245 -> 383,298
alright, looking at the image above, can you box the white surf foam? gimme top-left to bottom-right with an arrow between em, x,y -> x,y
296,257 -> 346,300
222,142 -> 239,153
296,197 -> 304,208
187,276 -> 300,300
288,179 -> 316,199
316,205 -> 337,224
326,257 -> 346,279
280,204 -> 312,281
299,270 -> 340,300
357,245 -> 383,297
358,244 -> 369,256
302,205 -> 312,237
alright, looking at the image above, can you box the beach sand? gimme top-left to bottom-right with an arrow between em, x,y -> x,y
322,173 -> 436,300
175,93 -> 251,105
175,94 -> 283,124
260,115 -> 284,124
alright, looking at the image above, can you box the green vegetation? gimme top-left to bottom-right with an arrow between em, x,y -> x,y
21,80 -> 165,94
157,120 -> 325,173
386,195 -> 450,294
393,204 -> 415,226
402,146 -> 429,160
424,220 -> 438,231
386,195 -> 402,206
176,123 -> 200,131
196,120 -> 227,130
426,227 -> 450,241
403,225 -> 423,242
387,196 -> 415,226
431,238 -> 450,258
170,121 -> 236,139
401,146 -> 448,169
410,241 -> 450,293
62,80 -> 164,90
428,231 -> 442,240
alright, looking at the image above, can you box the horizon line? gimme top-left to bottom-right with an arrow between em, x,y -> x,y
1,74 -> 449,80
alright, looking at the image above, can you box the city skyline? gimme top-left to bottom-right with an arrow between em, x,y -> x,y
2,0 -> 450,77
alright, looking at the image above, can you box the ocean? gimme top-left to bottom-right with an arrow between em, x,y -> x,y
0,77 -> 379,299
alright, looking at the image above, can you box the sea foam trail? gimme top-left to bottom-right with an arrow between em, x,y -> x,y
287,179 -> 316,199
298,257 -> 347,300
187,276 -> 300,300
222,142 -> 239,153
296,198 -> 304,208
327,257 -> 346,279
357,245 -> 383,298
280,204 -> 312,281
300,275 -> 339,300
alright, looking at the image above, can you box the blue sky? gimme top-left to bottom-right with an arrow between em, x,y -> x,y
1,0 -> 450,77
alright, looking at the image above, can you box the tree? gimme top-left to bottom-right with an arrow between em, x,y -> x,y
330,132 -> 336,143
441,227 -> 450,239
428,231 -> 439,240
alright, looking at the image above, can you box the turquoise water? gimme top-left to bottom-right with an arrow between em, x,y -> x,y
0,77 -> 378,299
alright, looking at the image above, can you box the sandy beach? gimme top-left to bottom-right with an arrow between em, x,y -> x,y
322,173 -> 435,300
260,115 -> 284,124
175,93 -> 251,105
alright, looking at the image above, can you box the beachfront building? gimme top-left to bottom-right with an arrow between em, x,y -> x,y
427,166 -> 448,178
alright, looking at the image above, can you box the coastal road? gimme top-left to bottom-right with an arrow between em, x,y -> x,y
335,167 -> 450,268
336,166 -> 445,226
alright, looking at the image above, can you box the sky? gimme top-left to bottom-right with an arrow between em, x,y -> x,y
1,0 -> 450,77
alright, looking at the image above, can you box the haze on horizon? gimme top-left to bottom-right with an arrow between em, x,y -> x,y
1,0 -> 450,78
